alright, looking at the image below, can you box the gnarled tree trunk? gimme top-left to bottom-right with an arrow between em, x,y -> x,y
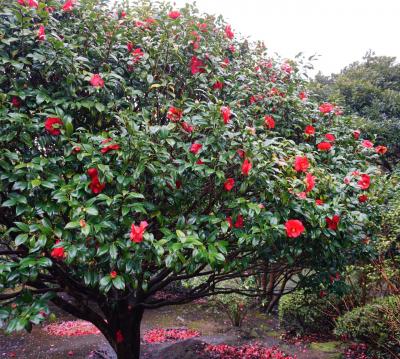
107,305 -> 145,359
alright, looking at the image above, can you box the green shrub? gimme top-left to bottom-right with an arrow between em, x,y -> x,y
335,296 -> 400,358
279,290 -> 338,334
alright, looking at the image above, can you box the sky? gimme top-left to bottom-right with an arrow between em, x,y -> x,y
171,0 -> 400,75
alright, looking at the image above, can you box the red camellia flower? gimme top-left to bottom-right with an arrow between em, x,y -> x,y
18,0 -> 38,8
212,81 -> 224,90
285,219 -> 305,238
45,117 -> 63,135
319,102 -> 334,114
87,168 -> 105,194
181,122 -> 193,133
264,115 -> 275,129
224,178 -> 235,191
305,173 -> 316,192
353,130 -> 361,140
11,97 -> 21,108
190,143 -> 202,154
304,125 -> 315,135
110,271 -> 117,279
220,106 -> 231,124
237,149 -> 245,158
38,25 -> 46,41
362,140 -> 373,148
241,159 -> 252,176
127,42 -> 134,52
315,199 -> 324,206
375,145 -> 388,155
281,62 -> 292,74
116,330 -> 124,344
175,180 -> 182,189
326,215 -> 340,230
358,194 -> 368,203
294,156 -> 309,172
168,10 -> 181,19
90,74 -> 104,88
225,25 -> 234,39
299,91 -> 307,101
101,137 -> 112,144
51,241 -> 65,260
297,192 -> 307,199
62,0 -> 74,11
87,168 -> 98,178
357,174 -> 371,190
196,159 -> 204,165
101,144 -> 120,154
130,221 -> 148,243
325,133 -> 336,142
234,214 -> 244,228
167,106 -> 183,122
131,48 -> 144,63
73,146 -> 81,153
190,56 -> 205,75
89,177 -> 106,194
222,57 -> 230,68
198,22 -> 207,32
144,17 -> 155,24
317,142 -> 332,151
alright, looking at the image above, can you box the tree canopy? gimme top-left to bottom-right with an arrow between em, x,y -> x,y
0,1 -> 382,358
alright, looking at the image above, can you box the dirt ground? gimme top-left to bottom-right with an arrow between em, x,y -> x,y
0,302 -> 345,358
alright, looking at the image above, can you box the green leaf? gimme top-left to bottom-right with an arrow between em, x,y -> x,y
65,221 -> 80,229
15,222 -> 30,232
86,206 -> 98,216
95,103 -> 105,112
82,224 -> 91,236
99,276 -> 111,288
109,244 -> 117,260
112,276 -> 125,290
15,234 -> 28,246
65,121 -> 74,137
2,199 -> 16,207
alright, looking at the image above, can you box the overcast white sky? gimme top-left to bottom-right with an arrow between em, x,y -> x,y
171,0 -> 400,75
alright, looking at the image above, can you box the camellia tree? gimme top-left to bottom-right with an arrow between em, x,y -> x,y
0,0 -> 383,358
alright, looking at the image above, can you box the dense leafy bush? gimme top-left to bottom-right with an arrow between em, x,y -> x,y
335,296 -> 400,358
0,0 -> 382,358
211,291 -> 252,327
278,290 -> 339,334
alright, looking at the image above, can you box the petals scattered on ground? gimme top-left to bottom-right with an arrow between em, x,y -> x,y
43,320 -> 101,336
204,343 -> 296,359
143,328 -> 200,343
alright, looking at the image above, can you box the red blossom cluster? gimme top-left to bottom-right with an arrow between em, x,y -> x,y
204,343 -> 296,359
130,221 -> 148,243
43,320 -> 100,336
143,328 -> 200,343
87,167 -> 105,194
50,240 -> 65,260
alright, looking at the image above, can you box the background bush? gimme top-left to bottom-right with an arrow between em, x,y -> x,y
335,296 -> 400,358
278,290 -> 340,334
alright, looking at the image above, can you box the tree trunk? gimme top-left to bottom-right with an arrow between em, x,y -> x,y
113,306 -> 144,359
